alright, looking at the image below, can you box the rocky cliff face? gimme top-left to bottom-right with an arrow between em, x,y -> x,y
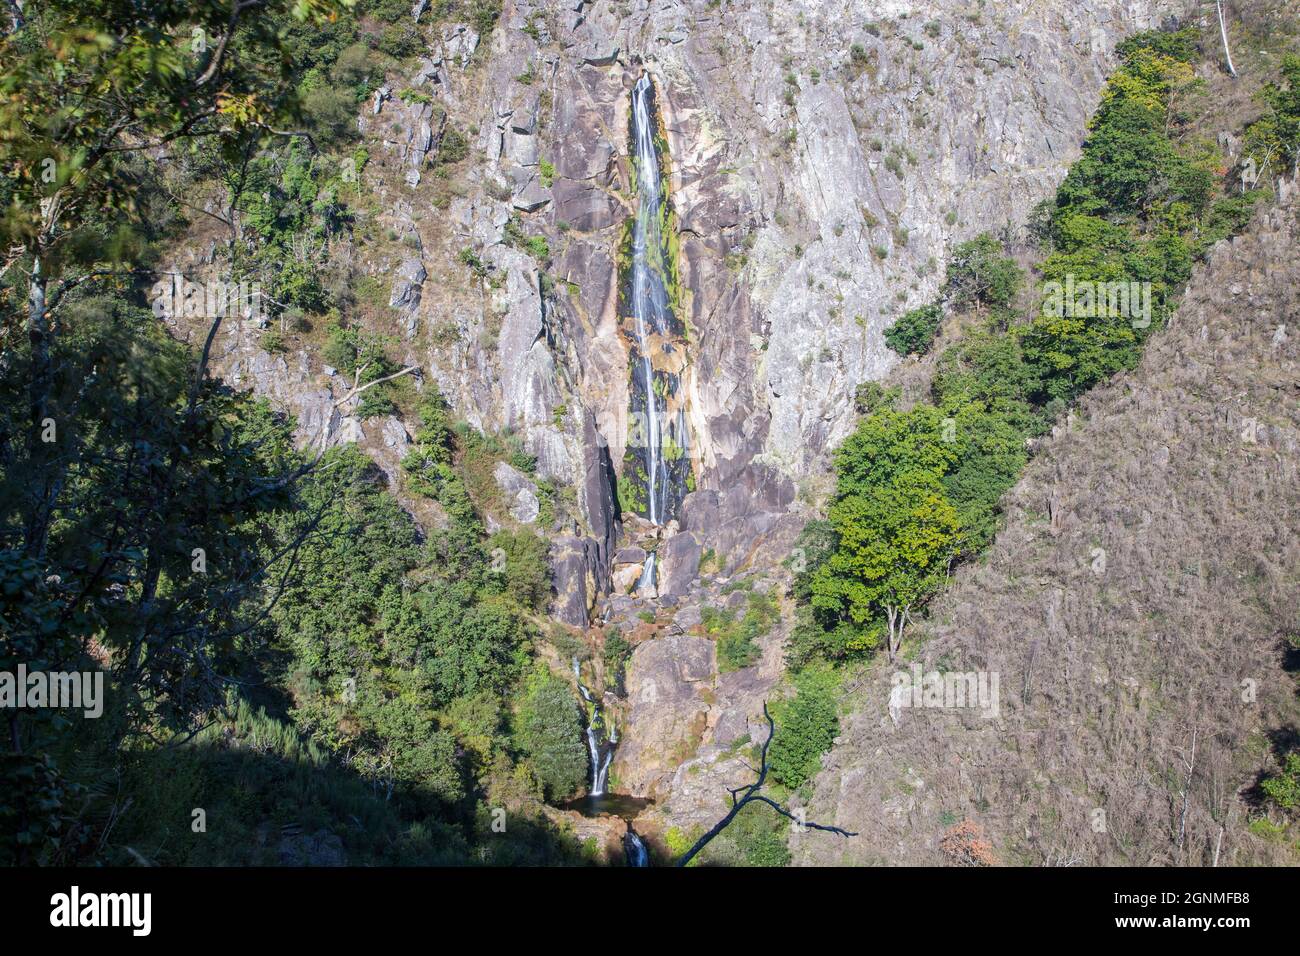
452,0 -> 1177,621
165,0 -> 1200,835
793,179 -> 1300,867
171,0 -> 1179,595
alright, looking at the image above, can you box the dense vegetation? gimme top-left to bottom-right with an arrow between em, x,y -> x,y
767,667 -> 839,791
0,0 -> 596,867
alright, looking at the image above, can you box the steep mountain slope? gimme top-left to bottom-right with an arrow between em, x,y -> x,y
794,180 -> 1300,866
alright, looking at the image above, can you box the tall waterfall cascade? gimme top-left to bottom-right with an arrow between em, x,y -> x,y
624,73 -> 691,535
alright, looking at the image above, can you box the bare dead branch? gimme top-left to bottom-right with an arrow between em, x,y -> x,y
675,702 -> 855,866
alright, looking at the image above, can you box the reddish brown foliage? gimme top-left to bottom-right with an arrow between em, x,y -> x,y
940,819 -> 997,867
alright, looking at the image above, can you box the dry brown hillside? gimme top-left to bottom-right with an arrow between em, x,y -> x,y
794,179 -> 1300,867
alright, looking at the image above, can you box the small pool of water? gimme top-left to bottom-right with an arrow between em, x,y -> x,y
560,794 -> 653,820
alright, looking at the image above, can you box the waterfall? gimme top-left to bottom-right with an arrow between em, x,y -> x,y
637,551 -> 656,594
627,73 -> 689,525
565,75 -> 689,808
587,726 -> 612,796
623,827 -> 649,867
573,659 -> 613,796
573,659 -> 592,700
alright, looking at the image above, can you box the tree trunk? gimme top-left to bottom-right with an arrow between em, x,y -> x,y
886,606 -> 902,662
23,257 -> 53,559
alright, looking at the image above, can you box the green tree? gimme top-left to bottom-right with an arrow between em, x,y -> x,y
517,669 -> 587,802
807,406 -> 960,661
1,1 -> 350,556
769,678 -> 838,791
943,234 -> 1022,314
814,470 -> 958,661
883,302 -> 944,356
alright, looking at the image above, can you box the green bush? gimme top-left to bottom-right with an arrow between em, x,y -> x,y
1262,751 -> 1300,811
883,302 -> 943,355
704,591 -> 780,672
943,234 -> 1022,313
487,528 -> 551,611
438,124 -> 470,165
603,630 -> 632,685
517,669 -> 587,802
769,674 -> 839,790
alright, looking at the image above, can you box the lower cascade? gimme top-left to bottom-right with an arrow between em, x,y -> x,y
636,551 -> 656,594
623,826 -> 649,868
573,659 -> 614,796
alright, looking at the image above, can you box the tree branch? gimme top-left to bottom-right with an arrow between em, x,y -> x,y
675,703 -> 855,866
195,0 -> 266,88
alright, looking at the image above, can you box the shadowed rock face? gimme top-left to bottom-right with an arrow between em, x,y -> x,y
551,410 -> 621,627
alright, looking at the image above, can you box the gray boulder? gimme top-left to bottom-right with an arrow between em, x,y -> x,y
658,531 -> 701,602
493,460 -> 540,524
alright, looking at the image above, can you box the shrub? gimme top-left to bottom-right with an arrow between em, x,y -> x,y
459,247 -> 489,278
1243,53 -> 1300,175
704,592 -> 779,673
1261,751 -> 1300,811
603,630 -> 632,686
939,819 -> 996,866
787,607 -> 879,669
768,674 -> 838,789
486,528 -> 551,611
437,124 -> 470,165
375,23 -> 420,59
883,303 -> 943,356
261,328 -> 287,353
517,670 -> 587,802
